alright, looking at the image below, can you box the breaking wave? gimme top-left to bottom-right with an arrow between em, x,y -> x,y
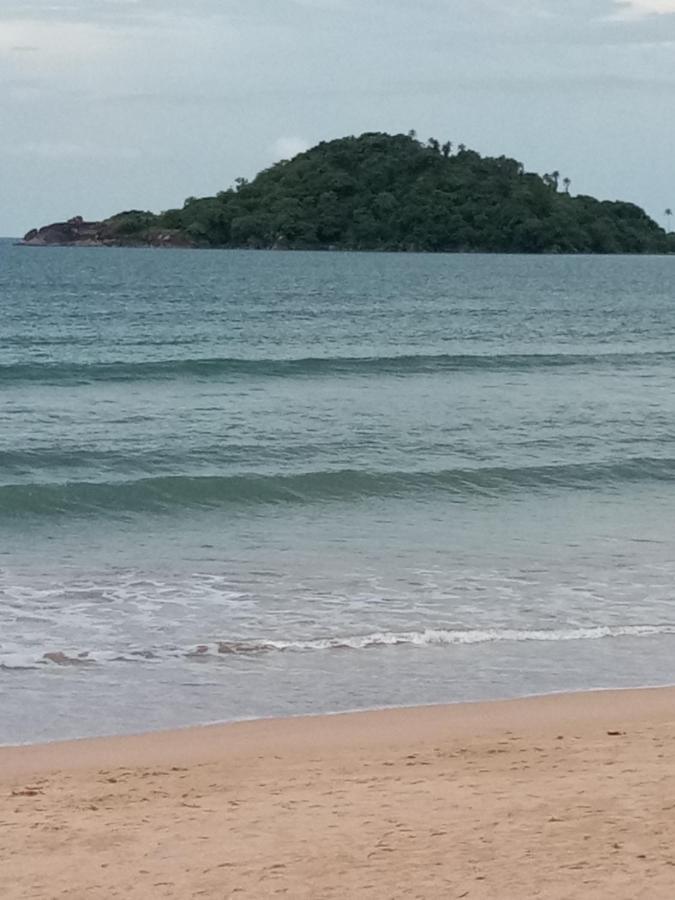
2,457 -> 675,516
4,624 -> 675,670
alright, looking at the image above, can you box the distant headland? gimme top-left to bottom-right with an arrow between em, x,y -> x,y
21,132 -> 675,254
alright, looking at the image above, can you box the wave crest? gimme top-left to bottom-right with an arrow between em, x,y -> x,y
1,350 -> 671,385
3,624 -> 674,670
2,457 -> 675,516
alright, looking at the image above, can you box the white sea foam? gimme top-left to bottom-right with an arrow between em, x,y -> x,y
224,624 -> 675,652
3,623 -> 675,670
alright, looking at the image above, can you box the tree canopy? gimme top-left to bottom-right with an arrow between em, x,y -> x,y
101,132 -> 675,253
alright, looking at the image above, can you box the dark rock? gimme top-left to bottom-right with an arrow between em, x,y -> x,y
21,216 -> 105,247
20,216 -> 196,249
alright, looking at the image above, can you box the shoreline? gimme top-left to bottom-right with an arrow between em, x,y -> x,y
5,686 -> 675,898
2,680 -> 674,757
12,240 -> 675,255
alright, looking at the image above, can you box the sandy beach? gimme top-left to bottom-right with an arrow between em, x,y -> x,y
3,688 -> 675,899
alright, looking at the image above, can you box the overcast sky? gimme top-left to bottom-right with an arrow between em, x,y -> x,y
1,0 -> 674,235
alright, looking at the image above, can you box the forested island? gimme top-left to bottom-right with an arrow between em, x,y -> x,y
22,132 -> 674,253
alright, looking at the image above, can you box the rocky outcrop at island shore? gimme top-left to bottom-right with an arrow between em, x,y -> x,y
22,216 -> 107,246
21,216 -> 195,248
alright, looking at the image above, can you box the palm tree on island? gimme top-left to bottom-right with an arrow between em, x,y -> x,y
666,208 -> 673,232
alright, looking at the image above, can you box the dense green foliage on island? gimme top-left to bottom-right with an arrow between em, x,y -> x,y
107,132 -> 674,253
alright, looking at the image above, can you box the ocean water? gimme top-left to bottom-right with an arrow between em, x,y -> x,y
2,241 -> 675,744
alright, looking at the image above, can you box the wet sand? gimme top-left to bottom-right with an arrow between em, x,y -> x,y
3,687 -> 675,898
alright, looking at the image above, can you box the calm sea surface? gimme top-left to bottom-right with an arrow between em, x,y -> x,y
2,242 -> 675,743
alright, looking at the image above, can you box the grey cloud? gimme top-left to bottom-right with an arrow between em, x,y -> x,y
3,0 -> 675,50
0,0 -> 667,29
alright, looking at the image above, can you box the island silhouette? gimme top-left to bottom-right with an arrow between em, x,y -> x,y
22,132 -> 674,254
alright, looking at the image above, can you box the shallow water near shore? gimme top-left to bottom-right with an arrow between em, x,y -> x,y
2,242 -> 675,744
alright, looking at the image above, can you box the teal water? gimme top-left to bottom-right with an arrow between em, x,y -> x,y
2,242 -> 675,743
